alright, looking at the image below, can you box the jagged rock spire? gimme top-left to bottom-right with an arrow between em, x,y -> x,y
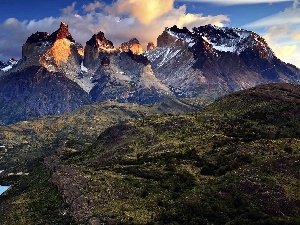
147,42 -> 155,51
118,38 -> 143,55
21,22 -> 81,77
49,22 -> 76,43
86,31 -> 114,49
84,31 -> 115,68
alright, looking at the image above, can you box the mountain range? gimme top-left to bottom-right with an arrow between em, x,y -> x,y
0,22 -> 299,125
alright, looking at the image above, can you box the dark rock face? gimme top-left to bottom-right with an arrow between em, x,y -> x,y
101,56 -> 110,66
84,31 -> 115,68
90,52 -> 171,104
25,32 -> 51,44
0,66 -> 91,125
0,61 -> 6,68
125,51 -> 150,66
86,32 -> 114,49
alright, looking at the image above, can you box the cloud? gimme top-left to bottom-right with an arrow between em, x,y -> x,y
242,0 -> 300,67
61,2 -> 78,15
292,31 -> 300,40
245,8 -> 300,28
107,0 -> 174,25
176,0 -> 293,5
83,1 -> 104,12
263,25 -> 300,67
0,0 -> 229,61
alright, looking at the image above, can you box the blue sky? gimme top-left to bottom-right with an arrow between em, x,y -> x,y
0,186 -> 9,195
0,0 -> 299,67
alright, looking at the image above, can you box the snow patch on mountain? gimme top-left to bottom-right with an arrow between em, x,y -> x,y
199,27 -> 252,54
158,48 -> 181,67
81,62 -> 88,73
73,76 -> 95,93
0,58 -> 19,72
167,31 -> 195,47
1,65 -> 13,72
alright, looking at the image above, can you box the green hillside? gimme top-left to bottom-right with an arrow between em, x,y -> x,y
0,98 -> 203,171
1,83 -> 300,224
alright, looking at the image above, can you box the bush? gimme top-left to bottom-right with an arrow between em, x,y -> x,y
200,165 -> 215,175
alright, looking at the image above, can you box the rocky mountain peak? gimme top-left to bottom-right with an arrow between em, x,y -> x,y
86,31 -> 114,50
146,24 -> 300,99
147,42 -> 155,51
49,22 -> 75,43
192,25 -> 274,59
84,31 -> 115,68
20,22 -> 81,77
169,25 -> 192,36
25,32 -> 51,44
157,24 -> 275,61
118,38 -> 143,55
157,26 -> 193,48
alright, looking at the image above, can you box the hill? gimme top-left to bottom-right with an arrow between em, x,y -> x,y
0,98 -> 204,172
1,83 -> 300,224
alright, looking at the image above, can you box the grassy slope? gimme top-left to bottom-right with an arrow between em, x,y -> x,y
60,83 -> 300,224
0,98 -> 204,224
0,98 -> 204,171
1,83 -> 300,224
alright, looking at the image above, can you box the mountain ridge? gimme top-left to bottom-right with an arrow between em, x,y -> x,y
0,22 -> 299,125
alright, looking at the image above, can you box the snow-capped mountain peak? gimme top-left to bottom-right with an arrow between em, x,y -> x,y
156,24 -> 274,60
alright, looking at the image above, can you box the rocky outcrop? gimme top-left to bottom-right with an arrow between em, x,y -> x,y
51,165 -> 93,222
118,38 -> 143,55
157,27 -> 179,48
90,52 -> 172,104
21,22 -> 82,77
147,42 -> 155,51
44,156 -> 98,223
0,66 -> 91,125
84,31 -> 115,68
49,22 -> 75,42
0,61 -> 6,69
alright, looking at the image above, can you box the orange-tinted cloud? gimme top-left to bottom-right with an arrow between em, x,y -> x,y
109,0 -> 174,25
264,26 -> 300,67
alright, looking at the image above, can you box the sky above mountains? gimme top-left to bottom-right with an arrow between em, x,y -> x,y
0,0 -> 299,67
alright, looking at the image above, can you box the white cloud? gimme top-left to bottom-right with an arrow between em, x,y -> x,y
263,25 -> 300,67
243,0 -> 300,67
83,1 -> 105,12
245,8 -> 300,28
0,0 -> 229,61
176,0 -> 293,5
